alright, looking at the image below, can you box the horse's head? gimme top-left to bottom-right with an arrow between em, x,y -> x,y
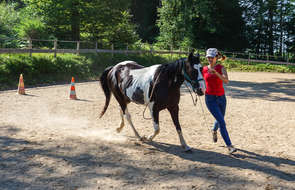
183,51 -> 205,96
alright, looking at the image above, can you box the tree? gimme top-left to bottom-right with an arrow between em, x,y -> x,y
130,0 -> 160,43
0,2 -> 20,47
156,0 -> 246,51
194,0 -> 246,51
22,0 -> 139,47
241,0 -> 295,56
156,0 -> 198,49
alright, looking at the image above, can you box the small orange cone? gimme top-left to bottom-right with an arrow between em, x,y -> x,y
17,74 -> 26,95
69,77 -> 77,100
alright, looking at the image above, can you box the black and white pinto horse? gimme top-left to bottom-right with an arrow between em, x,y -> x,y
99,52 -> 204,151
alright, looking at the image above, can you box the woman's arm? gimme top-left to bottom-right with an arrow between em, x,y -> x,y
208,66 -> 229,84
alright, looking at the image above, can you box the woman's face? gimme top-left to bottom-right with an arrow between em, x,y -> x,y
207,56 -> 217,65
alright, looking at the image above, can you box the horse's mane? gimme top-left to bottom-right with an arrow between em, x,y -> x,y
156,58 -> 186,85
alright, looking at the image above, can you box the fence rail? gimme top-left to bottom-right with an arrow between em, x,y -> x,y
0,38 -> 294,66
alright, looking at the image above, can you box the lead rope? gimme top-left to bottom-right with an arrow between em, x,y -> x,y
184,82 -> 197,106
142,70 -> 162,120
184,83 -> 212,134
196,95 -> 212,134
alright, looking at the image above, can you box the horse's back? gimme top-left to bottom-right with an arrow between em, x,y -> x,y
110,61 -> 162,105
116,60 -> 144,70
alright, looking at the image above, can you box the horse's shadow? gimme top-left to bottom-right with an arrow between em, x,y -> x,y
144,141 -> 295,181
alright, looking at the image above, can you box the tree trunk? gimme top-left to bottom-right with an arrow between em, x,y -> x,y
267,0 -> 277,56
279,0 -> 283,56
71,0 -> 80,41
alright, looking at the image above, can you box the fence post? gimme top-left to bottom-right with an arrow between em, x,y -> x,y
76,41 -> 80,55
28,38 -> 32,57
248,52 -> 250,65
54,39 -> 57,58
126,44 -> 128,56
95,41 -> 98,53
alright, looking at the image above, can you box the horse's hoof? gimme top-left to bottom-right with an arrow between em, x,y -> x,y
140,136 -> 148,142
147,135 -> 154,141
183,146 -> 192,153
116,128 -> 122,133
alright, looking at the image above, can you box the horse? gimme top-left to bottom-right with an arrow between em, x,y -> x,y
99,51 -> 204,151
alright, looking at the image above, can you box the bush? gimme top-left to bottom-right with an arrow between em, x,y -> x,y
0,54 -> 92,90
0,53 -> 294,91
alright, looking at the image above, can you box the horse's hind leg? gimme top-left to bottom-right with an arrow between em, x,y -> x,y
124,107 -> 142,140
116,109 -> 125,133
148,102 -> 160,141
112,91 -> 141,140
168,105 -> 191,151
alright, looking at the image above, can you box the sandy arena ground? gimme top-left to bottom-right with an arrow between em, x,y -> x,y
0,71 -> 295,190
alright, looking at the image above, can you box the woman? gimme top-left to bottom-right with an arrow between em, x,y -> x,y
202,48 -> 237,154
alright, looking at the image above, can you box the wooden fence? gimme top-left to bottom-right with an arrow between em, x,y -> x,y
0,38 -> 294,66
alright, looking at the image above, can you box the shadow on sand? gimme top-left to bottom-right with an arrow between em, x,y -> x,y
145,141 -> 295,182
180,77 -> 295,102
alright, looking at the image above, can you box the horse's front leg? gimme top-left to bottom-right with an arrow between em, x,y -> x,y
147,102 -> 160,141
168,105 -> 191,152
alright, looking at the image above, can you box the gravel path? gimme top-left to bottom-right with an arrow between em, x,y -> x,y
0,71 -> 295,190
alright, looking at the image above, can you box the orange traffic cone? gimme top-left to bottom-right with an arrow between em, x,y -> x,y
69,77 -> 77,100
17,74 -> 26,95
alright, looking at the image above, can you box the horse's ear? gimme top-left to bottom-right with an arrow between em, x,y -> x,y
188,49 -> 195,61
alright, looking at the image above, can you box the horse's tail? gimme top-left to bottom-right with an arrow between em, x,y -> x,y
99,66 -> 113,118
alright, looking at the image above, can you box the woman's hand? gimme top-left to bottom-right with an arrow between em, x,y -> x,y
208,68 -> 217,74
208,67 -> 229,84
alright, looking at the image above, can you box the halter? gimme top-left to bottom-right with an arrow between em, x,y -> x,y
181,59 -> 204,91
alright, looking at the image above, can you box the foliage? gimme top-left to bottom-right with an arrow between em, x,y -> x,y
22,0 -> 139,47
130,0 -> 159,43
156,0 -> 246,51
156,0 -> 197,49
0,52 -> 166,90
1,0 -> 295,62
240,0 -> 295,56
0,2 -> 20,47
0,54 -> 91,90
0,53 -> 294,91
222,59 -> 295,73
15,17 -> 47,39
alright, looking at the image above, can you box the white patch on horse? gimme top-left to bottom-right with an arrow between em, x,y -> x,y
110,61 -> 137,85
125,64 -> 160,105
118,60 -> 136,65
194,64 -> 206,92
147,102 -> 159,140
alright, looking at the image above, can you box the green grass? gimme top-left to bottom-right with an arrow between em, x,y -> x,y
221,58 -> 295,73
0,53 -> 294,91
